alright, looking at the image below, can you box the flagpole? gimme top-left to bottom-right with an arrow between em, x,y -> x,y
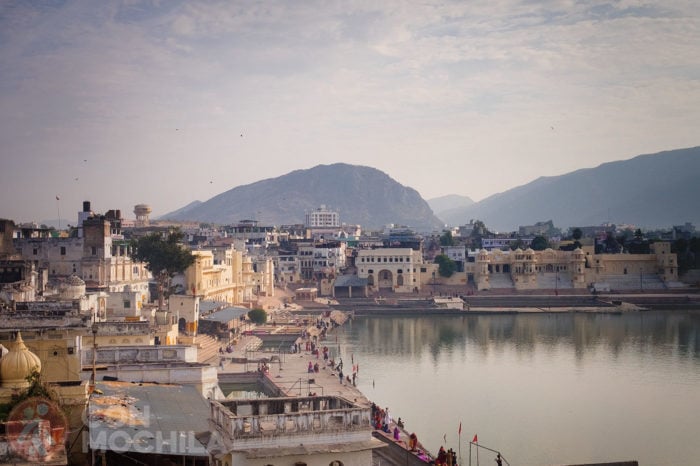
56,196 -> 61,230
458,421 -> 462,464
459,430 -> 461,464
476,438 -> 479,466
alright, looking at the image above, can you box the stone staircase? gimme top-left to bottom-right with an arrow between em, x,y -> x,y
489,273 -> 515,289
242,335 -> 263,353
537,272 -> 573,289
194,334 -> 222,365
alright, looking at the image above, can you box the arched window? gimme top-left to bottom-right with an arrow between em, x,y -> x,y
329,461 -> 344,466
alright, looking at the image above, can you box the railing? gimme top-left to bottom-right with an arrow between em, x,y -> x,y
210,397 -> 372,439
467,441 -> 510,466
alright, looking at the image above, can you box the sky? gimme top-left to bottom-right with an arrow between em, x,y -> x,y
1,0 -> 699,224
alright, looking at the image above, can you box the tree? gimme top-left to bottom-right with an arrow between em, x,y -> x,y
248,308 -> 267,324
509,239 -> 526,250
439,231 -> 455,247
434,254 -> 456,278
131,230 -> 195,310
469,220 -> 491,249
530,236 -> 549,251
572,228 -> 582,241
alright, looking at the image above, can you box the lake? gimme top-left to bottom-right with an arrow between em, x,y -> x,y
334,311 -> 700,466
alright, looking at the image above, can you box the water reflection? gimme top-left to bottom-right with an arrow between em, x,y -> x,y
340,311 -> 700,466
347,312 -> 700,362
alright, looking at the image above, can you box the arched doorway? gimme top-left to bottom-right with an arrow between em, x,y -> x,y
178,317 -> 186,333
378,269 -> 393,289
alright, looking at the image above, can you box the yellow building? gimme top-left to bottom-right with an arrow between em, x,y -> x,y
465,242 -> 678,291
183,247 -> 274,306
0,331 -> 90,465
356,248 -> 423,293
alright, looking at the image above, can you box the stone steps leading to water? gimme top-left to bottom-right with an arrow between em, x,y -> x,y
194,334 -> 222,364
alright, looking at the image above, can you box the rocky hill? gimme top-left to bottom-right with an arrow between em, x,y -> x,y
427,194 -> 474,219
161,163 -> 444,231
438,146 -> 700,231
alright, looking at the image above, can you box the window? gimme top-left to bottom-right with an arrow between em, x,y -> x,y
60,246 -> 66,255
33,248 -> 38,255
92,246 -> 97,255
123,300 -> 131,309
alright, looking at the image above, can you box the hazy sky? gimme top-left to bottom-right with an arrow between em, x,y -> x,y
2,0 -> 699,224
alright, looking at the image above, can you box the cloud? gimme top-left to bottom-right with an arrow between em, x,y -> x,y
1,0 -> 698,222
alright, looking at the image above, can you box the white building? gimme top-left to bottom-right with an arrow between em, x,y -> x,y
305,205 -> 340,228
208,395 -> 382,466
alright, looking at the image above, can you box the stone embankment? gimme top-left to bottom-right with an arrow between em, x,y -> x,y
331,292 -> 700,314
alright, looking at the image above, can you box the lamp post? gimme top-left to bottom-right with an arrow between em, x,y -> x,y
639,268 -> 643,292
90,323 -> 98,392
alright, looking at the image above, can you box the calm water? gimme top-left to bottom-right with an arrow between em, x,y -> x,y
333,311 -> 700,466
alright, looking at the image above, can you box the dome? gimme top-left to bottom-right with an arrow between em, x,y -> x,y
0,332 -> 42,389
67,274 -> 85,286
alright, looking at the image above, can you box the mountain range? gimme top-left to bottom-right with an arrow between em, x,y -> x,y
161,164 -> 444,231
438,146 -> 700,231
162,146 -> 700,232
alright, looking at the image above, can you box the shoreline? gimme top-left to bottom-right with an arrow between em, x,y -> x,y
216,289 -> 699,464
219,309 -> 437,464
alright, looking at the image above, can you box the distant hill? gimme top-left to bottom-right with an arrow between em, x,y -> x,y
427,195 -> 474,219
163,200 -> 203,219
161,164 -> 444,231
438,146 -> 700,231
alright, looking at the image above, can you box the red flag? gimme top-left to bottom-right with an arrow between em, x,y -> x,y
472,434 -> 478,443
459,422 -> 462,435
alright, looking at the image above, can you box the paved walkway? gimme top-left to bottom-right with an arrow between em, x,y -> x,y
216,296 -> 435,464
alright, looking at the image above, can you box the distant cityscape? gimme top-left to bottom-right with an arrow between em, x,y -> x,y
0,199 -> 698,465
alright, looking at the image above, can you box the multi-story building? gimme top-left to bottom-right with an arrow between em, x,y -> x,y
13,203 -> 151,315
305,205 -> 340,228
179,245 -> 274,307
222,220 -> 279,247
356,248 -> 423,293
464,242 -> 679,291
442,245 -> 466,272
273,254 -> 301,285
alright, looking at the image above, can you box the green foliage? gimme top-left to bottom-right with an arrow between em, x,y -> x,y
572,228 -> 583,241
674,237 -> 700,274
0,370 -> 58,421
131,229 -> 195,309
530,235 -> 549,251
439,231 -> 455,246
469,220 -> 492,249
509,239 -> 526,250
434,254 -> 456,278
131,229 -> 195,278
248,308 -> 267,324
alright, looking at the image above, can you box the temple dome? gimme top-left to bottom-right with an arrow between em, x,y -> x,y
67,275 -> 85,286
0,332 -> 42,389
